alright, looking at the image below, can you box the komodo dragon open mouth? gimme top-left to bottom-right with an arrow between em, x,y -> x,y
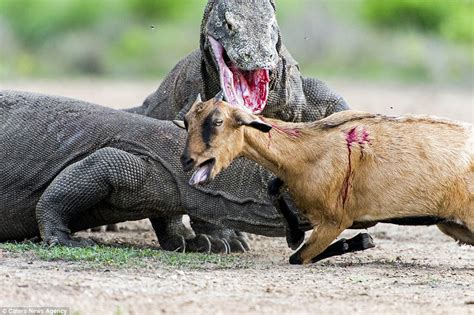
208,36 -> 270,114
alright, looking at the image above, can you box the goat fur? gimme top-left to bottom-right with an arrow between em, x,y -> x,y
182,99 -> 474,264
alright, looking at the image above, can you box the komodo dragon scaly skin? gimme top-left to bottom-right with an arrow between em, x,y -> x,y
128,0 -> 351,251
0,91 -> 293,250
1,90 -> 370,259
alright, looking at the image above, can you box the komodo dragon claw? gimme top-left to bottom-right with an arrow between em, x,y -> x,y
191,220 -> 251,253
158,233 -> 248,254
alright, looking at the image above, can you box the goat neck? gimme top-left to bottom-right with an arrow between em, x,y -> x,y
241,119 -> 319,181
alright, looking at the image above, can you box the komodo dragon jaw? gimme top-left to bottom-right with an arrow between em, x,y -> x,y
208,36 -> 270,114
204,0 -> 279,114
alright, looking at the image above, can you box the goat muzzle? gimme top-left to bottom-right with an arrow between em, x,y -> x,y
180,154 -> 195,172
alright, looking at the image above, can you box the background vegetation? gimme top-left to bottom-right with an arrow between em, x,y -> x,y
0,0 -> 472,84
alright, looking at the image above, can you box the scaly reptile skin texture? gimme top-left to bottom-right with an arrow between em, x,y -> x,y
127,0 -> 349,252
1,91 -> 295,251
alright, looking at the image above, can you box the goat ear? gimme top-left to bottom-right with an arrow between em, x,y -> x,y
236,112 -> 272,133
247,120 -> 272,133
173,120 -> 186,129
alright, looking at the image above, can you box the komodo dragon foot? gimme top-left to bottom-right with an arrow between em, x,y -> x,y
44,229 -> 96,248
150,216 -> 250,254
191,219 -> 250,253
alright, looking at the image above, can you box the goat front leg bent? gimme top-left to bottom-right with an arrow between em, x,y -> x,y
268,177 -> 305,250
290,220 -> 350,265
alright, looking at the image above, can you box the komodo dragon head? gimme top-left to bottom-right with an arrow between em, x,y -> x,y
200,0 -> 280,115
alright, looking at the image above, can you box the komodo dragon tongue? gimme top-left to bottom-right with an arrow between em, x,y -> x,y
208,36 -> 270,114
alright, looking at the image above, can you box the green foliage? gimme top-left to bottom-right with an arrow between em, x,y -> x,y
440,5 -> 474,43
126,0 -> 204,21
362,0 -> 449,31
110,27 -> 153,63
0,0 -> 471,82
361,0 -> 474,44
0,241 -> 249,269
0,0 -> 108,47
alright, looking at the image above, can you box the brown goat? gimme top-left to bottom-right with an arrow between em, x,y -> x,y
179,98 -> 473,264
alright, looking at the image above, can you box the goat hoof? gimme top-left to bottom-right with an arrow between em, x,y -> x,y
347,233 -> 375,251
360,233 -> 375,249
287,228 -> 305,250
289,252 -> 303,265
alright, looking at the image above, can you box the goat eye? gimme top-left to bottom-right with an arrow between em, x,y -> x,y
214,119 -> 223,126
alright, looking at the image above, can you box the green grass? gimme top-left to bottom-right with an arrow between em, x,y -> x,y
0,242 -> 251,270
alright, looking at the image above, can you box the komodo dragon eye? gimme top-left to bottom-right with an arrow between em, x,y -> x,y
214,119 -> 223,126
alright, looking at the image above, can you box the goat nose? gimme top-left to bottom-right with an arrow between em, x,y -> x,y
180,155 -> 195,172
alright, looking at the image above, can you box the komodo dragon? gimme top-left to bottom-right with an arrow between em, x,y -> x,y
128,0 -> 357,252
0,90 -> 286,249
0,90 -> 371,259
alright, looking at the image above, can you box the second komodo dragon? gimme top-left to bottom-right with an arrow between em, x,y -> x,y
129,0 -> 352,251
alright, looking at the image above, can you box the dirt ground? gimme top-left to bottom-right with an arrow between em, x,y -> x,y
0,80 -> 473,314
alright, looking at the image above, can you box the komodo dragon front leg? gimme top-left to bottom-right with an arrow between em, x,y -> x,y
34,147 -> 215,250
34,144 -> 245,253
35,148 -> 149,246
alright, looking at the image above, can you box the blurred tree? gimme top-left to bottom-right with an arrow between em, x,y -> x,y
361,0 -> 473,44
126,0 -> 203,21
0,0 -> 471,82
0,0 -> 107,48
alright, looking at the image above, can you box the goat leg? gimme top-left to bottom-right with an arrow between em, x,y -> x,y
268,177 -> 305,250
290,220 -> 358,264
310,233 -> 375,263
